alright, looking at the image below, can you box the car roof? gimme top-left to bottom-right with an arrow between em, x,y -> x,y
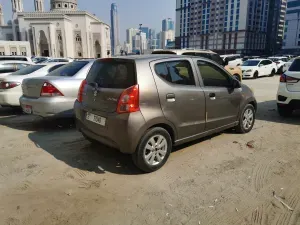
38,62 -> 69,66
0,60 -> 33,64
152,49 -> 216,54
246,58 -> 269,61
269,56 -> 287,59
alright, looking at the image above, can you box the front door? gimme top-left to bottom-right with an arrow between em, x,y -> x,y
195,59 -> 242,131
258,60 -> 268,76
150,59 -> 206,140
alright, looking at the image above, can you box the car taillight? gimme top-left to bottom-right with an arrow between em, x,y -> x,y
275,61 -> 280,64
280,74 -> 300,83
77,79 -> 87,103
117,84 -> 139,114
0,82 -> 20,89
40,82 -> 63,97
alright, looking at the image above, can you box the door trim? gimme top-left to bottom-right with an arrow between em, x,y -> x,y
174,121 -> 238,146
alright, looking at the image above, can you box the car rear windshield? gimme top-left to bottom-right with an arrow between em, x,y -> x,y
242,60 -> 260,66
86,59 -> 136,89
47,61 -> 89,77
288,59 -> 300,71
10,65 -> 45,75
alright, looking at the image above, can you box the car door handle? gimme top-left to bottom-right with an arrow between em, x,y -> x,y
209,93 -> 216,100
166,93 -> 175,102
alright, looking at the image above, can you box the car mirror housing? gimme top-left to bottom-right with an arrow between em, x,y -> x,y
232,78 -> 241,89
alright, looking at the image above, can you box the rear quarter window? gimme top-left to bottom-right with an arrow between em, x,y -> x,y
86,59 -> 136,89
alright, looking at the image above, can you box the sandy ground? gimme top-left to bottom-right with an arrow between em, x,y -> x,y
0,76 -> 300,225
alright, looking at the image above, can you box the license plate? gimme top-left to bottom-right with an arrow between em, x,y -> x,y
86,112 -> 106,126
23,105 -> 32,114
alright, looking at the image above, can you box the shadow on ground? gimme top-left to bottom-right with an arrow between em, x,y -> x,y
256,100 -> 300,125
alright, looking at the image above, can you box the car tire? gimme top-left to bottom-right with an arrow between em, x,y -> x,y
254,71 -> 259,79
235,104 -> 256,134
269,69 -> 275,77
132,127 -> 172,173
233,74 -> 241,81
277,105 -> 293,117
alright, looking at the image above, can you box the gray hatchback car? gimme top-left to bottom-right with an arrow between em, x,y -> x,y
74,55 -> 257,172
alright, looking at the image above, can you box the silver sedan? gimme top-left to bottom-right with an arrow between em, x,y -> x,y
0,63 -> 66,107
20,60 -> 95,117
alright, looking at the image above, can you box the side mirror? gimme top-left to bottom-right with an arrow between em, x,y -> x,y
232,78 -> 241,89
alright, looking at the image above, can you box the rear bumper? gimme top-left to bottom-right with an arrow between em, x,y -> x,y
0,88 -> 22,106
277,83 -> 300,108
74,100 -> 146,154
19,95 -> 75,118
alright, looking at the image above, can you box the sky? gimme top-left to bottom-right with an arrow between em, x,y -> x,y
0,0 -> 176,42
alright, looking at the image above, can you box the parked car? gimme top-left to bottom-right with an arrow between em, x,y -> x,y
0,61 -> 33,77
74,55 -> 257,172
240,59 -> 277,78
282,58 -> 295,73
0,63 -> 66,107
152,49 -> 243,81
32,57 -> 50,64
43,58 -> 73,63
268,57 -> 288,73
221,54 -> 243,67
277,57 -> 300,117
20,60 -> 94,117
0,56 -> 33,63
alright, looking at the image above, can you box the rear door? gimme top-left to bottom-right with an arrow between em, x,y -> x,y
83,59 -> 137,113
286,58 -> 300,92
150,58 -> 206,140
195,59 -> 242,131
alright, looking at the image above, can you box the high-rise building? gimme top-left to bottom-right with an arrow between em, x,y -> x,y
161,30 -> 175,49
0,4 -> 4,26
141,27 -> 149,39
175,0 -> 271,55
162,18 -> 174,31
132,32 -> 147,53
266,0 -> 287,54
34,0 -> 45,12
156,32 -> 161,49
110,3 -> 120,55
282,0 -> 300,52
149,28 -> 156,40
126,28 -> 139,48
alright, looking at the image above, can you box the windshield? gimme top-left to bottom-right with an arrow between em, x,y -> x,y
47,61 -> 89,77
10,65 -> 45,75
288,59 -> 300,71
242,60 -> 260,66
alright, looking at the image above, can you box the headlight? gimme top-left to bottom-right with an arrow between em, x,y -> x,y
246,69 -> 252,72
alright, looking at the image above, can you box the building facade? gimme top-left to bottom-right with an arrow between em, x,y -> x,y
0,4 -> 4,26
0,41 -> 31,56
282,0 -> 300,52
161,30 -> 175,49
126,28 -> 139,49
175,0 -> 272,55
110,3 -> 120,56
162,18 -> 175,31
266,0 -> 287,54
0,0 -> 111,58
141,27 -> 149,39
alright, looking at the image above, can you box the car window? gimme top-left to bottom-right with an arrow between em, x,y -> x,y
288,59 -> 300,71
259,60 -> 267,66
242,60 -> 260,66
152,51 -> 177,55
182,52 -> 196,56
0,57 -> 27,61
15,63 -> 31,70
0,64 -> 16,73
266,60 -> 272,65
281,58 -> 288,62
195,53 -> 212,60
210,54 -> 224,65
227,56 -> 235,61
48,64 -> 65,73
86,59 -> 136,89
47,61 -> 89,77
197,60 -> 231,87
10,65 -> 45,75
155,60 -> 195,86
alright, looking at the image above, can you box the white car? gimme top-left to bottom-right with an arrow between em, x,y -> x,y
221,54 -> 243,67
241,59 -> 277,78
0,61 -> 33,77
282,58 -> 295,73
277,57 -> 300,117
0,62 -> 66,107
0,56 -> 33,63
268,57 -> 288,73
